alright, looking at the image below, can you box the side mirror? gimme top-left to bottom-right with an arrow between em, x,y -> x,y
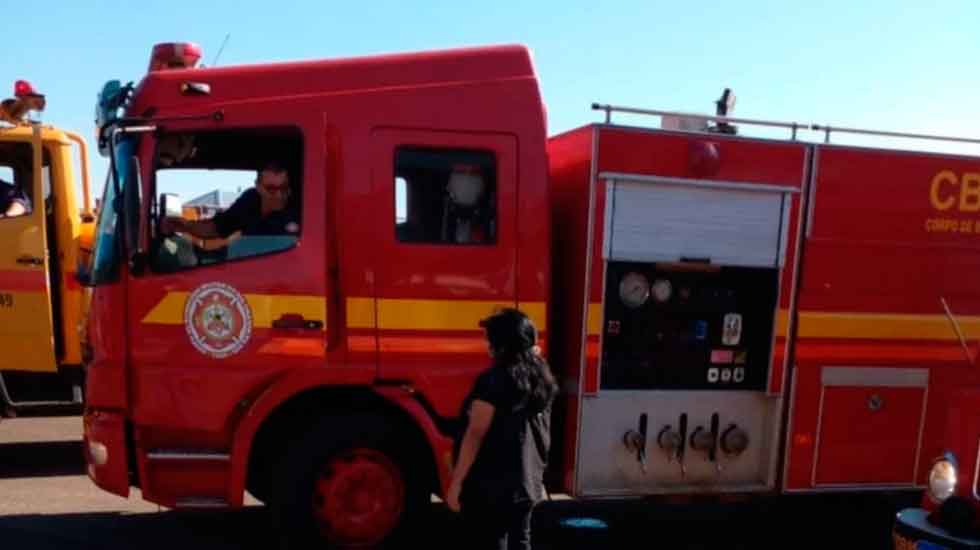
75,219 -> 96,287
160,192 -> 183,219
95,80 -> 129,158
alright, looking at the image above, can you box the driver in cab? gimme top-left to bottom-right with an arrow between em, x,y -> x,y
0,177 -> 30,218
161,161 -> 299,239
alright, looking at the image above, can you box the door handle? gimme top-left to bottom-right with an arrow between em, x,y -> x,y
272,313 -> 323,330
16,255 -> 43,266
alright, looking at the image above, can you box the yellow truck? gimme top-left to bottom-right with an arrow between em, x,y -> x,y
0,80 -> 94,416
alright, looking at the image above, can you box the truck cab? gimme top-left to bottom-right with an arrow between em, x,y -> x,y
82,42 -> 548,548
0,81 -> 94,414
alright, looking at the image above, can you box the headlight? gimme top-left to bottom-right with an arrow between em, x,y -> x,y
928,454 -> 958,503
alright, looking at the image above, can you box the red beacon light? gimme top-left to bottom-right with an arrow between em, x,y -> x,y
148,42 -> 203,72
14,79 -> 42,98
0,79 -> 46,124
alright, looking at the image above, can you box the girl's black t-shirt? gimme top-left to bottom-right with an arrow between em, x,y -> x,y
456,365 -> 552,506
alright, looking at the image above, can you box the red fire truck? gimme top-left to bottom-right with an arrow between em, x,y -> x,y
81,41 -> 980,547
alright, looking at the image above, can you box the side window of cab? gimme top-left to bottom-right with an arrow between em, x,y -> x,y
394,147 -> 496,245
0,143 -> 36,219
149,127 -> 303,273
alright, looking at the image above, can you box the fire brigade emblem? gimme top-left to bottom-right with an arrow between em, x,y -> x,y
184,282 -> 252,358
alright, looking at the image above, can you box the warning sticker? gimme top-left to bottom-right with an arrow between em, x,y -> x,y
710,349 -> 734,364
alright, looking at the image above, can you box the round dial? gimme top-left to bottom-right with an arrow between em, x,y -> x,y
618,272 -> 650,309
652,278 -> 673,302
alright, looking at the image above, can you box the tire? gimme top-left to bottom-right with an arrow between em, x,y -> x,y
272,413 -> 430,549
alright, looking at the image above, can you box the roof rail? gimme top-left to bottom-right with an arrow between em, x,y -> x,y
591,103 -> 980,146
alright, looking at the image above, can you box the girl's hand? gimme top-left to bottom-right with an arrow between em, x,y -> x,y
447,480 -> 462,513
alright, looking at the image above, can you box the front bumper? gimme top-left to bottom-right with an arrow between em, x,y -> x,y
894,508 -> 980,550
83,409 -> 130,498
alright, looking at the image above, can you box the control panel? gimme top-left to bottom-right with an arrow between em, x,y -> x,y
600,261 -> 778,391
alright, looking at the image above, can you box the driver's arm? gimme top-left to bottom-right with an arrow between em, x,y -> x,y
3,201 -> 26,218
161,188 -> 253,240
162,217 -> 222,239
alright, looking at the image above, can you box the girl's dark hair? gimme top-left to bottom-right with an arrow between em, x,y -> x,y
480,308 -> 559,413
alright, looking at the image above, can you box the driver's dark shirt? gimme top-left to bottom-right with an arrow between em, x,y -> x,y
212,188 -> 299,238
0,179 -> 31,216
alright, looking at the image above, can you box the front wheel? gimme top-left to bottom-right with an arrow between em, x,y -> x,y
273,414 -> 429,549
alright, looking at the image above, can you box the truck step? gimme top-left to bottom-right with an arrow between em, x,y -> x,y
174,497 -> 230,509
147,449 -> 230,461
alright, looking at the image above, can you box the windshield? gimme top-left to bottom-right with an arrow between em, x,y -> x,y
88,136 -> 137,285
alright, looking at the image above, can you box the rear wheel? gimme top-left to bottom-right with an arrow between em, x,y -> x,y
273,415 -> 429,549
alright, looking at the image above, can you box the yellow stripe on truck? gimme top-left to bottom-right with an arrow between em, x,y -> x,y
796,311 -> 980,340
143,294 -> 547,332
145,291 -> 979,343
586,306 -> 976,342
346,297 -> 376,329
375,299 -> 547,332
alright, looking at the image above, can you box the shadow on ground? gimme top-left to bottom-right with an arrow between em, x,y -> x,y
0,493 -> 913,550
0,438 -> 915,549
0,441 -> 84,479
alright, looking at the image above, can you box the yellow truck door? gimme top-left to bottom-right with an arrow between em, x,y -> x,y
0,129 -> 57,373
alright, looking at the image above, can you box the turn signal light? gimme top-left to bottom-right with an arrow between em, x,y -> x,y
88,441 -> 109,466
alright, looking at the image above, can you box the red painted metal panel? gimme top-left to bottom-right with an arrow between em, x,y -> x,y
84,264 -> 129,410
800,146 -> 980,315
815,385 -> 924,485
785,363 -> 822,489
596,127 -> 806,186
546,125 -> 595,493
786,145 -> 980,491
143,461 -> 230,506
130,46 -> 538,117
370,128 -> 521,420
83,410 -> 130,498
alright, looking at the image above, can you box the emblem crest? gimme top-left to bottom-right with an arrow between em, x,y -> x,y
184,282 -> 252,358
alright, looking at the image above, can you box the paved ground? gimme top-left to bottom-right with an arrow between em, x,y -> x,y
0,415 -> 912,549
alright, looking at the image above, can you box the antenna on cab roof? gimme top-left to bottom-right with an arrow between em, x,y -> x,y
210,33 -> 231,67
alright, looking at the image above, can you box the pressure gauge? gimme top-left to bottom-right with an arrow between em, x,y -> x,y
618,272 -> 650,309
652,278 -> 673,303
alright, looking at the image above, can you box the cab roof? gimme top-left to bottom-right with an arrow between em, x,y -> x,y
130,44 -> 538,115
0,124 -> 74,145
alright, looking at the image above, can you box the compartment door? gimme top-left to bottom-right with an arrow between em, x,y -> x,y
576,174 -> 796,496
605,177 -> 790,268
370,128 -> 519,419
813,367 -> 927,486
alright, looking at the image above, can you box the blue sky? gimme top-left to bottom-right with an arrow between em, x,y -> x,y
2,0 -> 978,202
